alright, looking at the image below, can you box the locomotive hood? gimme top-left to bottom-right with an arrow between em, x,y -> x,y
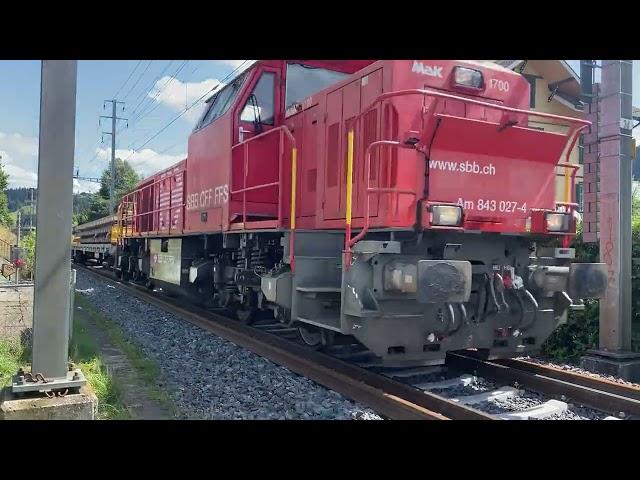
385,60 -> 588,236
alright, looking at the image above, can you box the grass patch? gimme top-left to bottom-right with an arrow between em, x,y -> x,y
2,293 -> 174,420
0,338 -> 27,387
70,301 -> 130,420
74,294 -> 175,415
0,300 -> 130,419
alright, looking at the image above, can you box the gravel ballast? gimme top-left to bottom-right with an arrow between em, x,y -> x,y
429,379 -> 610,420
75,270 -> 382,420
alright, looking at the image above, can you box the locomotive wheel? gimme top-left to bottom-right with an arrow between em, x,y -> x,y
298,324 -> 322,349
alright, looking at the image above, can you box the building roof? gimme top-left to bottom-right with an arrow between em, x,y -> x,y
493,61 -> 640,118
491,60 -> 583,111
495,60 -> 522,69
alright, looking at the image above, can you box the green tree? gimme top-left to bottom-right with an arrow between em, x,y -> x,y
542,194 -> 640,360
98,158 -> 140,204
85,195 -> 110,222
0,162 -> 12,227
21,230 -> 36,275
74,159 -> 141,223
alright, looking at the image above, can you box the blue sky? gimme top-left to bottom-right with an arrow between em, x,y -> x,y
0,60 -> 637,193
0,59 -> 250,192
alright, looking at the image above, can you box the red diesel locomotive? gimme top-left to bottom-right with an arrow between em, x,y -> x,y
107,60 -> 607,365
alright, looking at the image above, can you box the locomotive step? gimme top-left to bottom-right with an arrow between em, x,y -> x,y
296,316 -> 342,332
296,286 -> 341,293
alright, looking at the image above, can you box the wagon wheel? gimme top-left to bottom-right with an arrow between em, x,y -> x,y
298,324 -> 322,349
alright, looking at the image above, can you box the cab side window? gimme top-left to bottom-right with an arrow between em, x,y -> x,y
240,72 -> 275,125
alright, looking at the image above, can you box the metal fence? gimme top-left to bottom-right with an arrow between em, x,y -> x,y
0,283 -> 33,346
0,238 -> 11,262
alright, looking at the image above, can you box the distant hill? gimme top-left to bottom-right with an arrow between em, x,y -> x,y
6,188 -> 95,228
6,187 -> 33,212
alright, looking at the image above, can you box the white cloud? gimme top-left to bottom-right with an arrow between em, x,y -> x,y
1,151 -> 38,188
0,131 -> 39,188
0,132 -> 38,157
220,60 -> 247,69
148,76 -> 222,123
218,60 -> 255,73
144,61 -> 255,124
2,148 -> 101,193
96,147 -> 185,178
4,164 -> 37,188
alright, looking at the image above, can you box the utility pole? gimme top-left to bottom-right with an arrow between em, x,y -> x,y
29,187 -> 34,231
100,100 -> 127,214
15,210 -> 20,285
581,60 -> 640,381
11,60 -> 86,395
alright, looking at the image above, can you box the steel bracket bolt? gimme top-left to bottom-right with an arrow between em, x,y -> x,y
17,376 -> 25,385
72,371 -> 81,381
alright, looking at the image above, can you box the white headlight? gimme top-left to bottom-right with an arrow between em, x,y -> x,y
431,205 -> 463,227
454,67 -> 483,89
545,213 -> 571,232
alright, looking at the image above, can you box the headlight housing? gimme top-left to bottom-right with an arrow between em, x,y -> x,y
431,205 -> 463,227
545,212 -> 571,232
453,67 -> 483,89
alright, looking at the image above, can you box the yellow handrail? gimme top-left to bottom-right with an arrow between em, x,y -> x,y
289,146 -> 298,273
290,148 -> 297,230
345,129 -> 355,227
564,165 -> 572,206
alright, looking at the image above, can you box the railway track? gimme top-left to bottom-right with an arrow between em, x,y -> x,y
74,262 -> 640,420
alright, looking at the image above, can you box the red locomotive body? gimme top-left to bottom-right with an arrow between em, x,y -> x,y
113,60 -> 607,365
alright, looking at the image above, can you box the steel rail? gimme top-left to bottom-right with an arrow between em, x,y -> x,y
74,264 -> 494,420
497,358 -> 640,402
446,352 -> 640,418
